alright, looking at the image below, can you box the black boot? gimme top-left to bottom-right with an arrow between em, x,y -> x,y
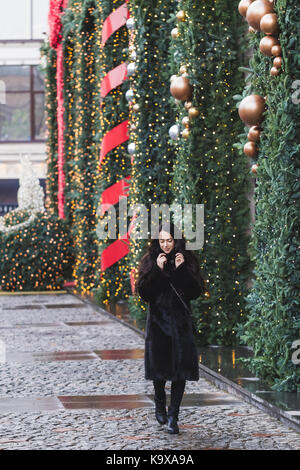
166,407 -> 179,434
153,380 -> 167,425
166,380 -> 185,434
155,399 -> 167,425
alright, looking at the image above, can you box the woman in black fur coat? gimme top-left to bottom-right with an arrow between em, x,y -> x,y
136,221 -> 205,434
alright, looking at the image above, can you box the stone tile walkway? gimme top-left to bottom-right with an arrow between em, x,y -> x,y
0,293 -> 299,450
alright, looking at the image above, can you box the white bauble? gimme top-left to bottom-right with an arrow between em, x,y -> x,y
127,62 -> 136,76
126,18 -> 135,30
169,124 -> 180,140
128,142 -> 136,155
125,89 -> 134,102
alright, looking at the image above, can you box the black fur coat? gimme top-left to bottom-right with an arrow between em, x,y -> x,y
137,252 -> 205,382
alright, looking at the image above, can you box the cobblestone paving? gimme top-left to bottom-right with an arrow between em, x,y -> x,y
0,293 -> 299,450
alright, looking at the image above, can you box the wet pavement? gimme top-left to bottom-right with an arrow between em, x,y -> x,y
0,293 -> 299,450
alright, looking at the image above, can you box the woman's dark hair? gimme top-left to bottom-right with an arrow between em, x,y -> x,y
135,220 -> 202,295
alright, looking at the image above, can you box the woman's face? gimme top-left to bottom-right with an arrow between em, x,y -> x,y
159,230 -> 175,254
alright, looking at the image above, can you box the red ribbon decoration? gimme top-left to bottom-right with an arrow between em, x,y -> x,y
48,0 -> 64,48
48,0 -> 69,219
101,63 -> 128,98
101,236 -> 130,271
99,120 -> 130,167
99,176 -> 130,216
56,43 -> 66,219
101,3 -> 130,46
100,210 -> 138,272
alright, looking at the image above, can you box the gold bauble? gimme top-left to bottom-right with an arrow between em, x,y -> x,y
171,27 -> 179,39
204,291 -> 210,299
188,107 -> 200,119
238,0 -> 254,17
170,74 -> 178,82
259,35 -> 279,56
176,10 -> 186,22
273,56 -> 282,68
244,141 -> 258,157
260,13 -> 278,35
271,44 -> 282,56
270,66 -> 280,76
251,163 -> 259,174
182,128 -> 190,139
248,126 -> 261,142
133,103 -> 140,112
246,0 -> 274,31
238,94 -> 266,126
170,76 -> 193,101
182,116 -> 190,128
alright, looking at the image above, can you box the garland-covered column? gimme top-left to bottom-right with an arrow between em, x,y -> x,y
93,0 -> 132,307
48,0 -> 69,219
126,0 -> 176,325
64,0 -> 102,294
237,0 -> 300,391
169,0 -> 253,346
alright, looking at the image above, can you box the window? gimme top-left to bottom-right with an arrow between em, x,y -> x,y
0,65 -> 46,142
0,0 -> 49,41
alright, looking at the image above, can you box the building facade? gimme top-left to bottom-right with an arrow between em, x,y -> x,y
0,0 -> 49,214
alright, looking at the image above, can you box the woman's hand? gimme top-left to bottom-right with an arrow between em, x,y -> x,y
175,252 -> 184,268
157,253 -> 167,270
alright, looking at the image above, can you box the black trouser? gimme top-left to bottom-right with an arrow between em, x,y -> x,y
153,379 -> 186,419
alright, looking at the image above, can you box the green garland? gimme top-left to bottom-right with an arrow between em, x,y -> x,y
41,42 -> 59,215
237,0 -> 300,391
170,0 -> 253,346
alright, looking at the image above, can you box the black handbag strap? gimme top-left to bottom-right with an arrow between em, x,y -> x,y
168,280 -> 192,316
168,280 -> 199,336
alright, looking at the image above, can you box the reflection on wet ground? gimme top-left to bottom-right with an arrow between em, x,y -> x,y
0,321 -> 113,329
105,300 -> 144,331
198,345 -> 300,419
0,396 -> 63,412
0,393 -> 241,412
3,349 -> 144,363
44,304 -> 86,309
58,394 -> 153,410
5,350 -> 99,362
3,305 -> 42,310
2,303 -> 86,311
95,349 -> 145,360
